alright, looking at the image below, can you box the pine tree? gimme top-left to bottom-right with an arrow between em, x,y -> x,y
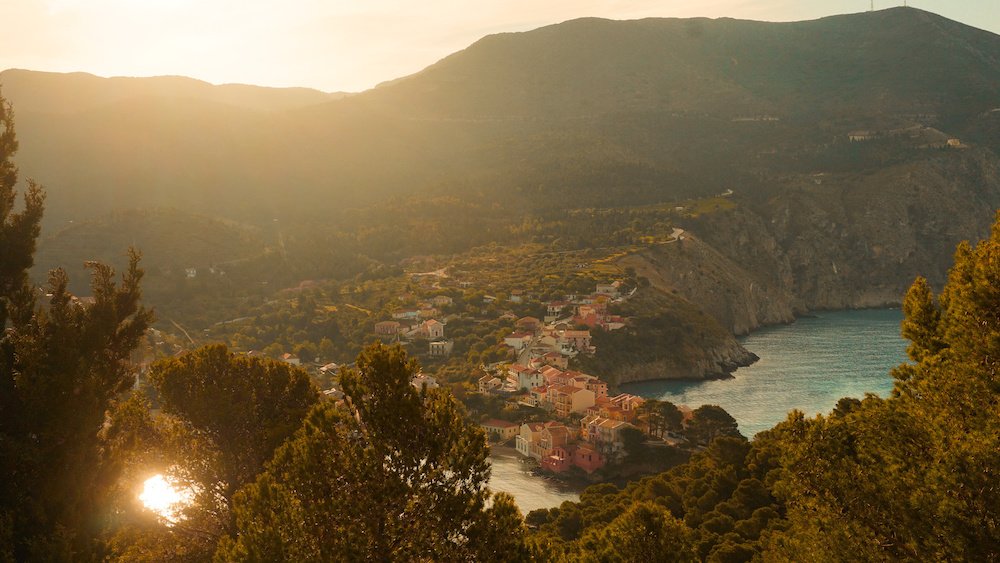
216,342 -> 528,561
766,212 -> 1000,560
0,89 -> 153,561
147,344 -> 319,547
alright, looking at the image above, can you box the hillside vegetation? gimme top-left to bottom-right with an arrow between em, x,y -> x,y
3,7 -> 1000,377
4,7 -> 1000,228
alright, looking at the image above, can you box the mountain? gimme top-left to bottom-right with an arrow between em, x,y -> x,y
0,69 -> 347,114
4,8 -> 1000,378
354,8 -> 1000,120
3,7 -> 999,230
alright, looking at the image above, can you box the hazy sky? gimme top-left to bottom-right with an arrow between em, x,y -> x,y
1,1 -> 997,92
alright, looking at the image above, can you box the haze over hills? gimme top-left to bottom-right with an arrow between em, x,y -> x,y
4,7 -> 1000,378
0,69 -> 348,114
4,7 -> 1000,229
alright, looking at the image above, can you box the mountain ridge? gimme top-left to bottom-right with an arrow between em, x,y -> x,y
3,8 -> 1000,378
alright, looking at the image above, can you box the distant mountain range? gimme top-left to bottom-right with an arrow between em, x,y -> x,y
4,7 -> 1000,348
2,7 -> 998,231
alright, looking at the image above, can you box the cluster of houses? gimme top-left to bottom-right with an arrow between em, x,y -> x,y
482,361 -> 643,417
482,411 -> 639,474
371,280 -> 631,363
502,282 -> 631,366
478,358 -> 648,473
374,295 -> 455,356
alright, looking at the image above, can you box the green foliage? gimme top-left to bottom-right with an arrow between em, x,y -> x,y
764,213 -> 1000,560
640,399 -> 684,439
0,91 -> 153,560
580,502 -> 698,563
685,405 -> 742,446
145,345 -> 318,551
0,92 -> 43,329
528,436 -> 783,561
217,342 -> 528,560
619,427 -> 648,461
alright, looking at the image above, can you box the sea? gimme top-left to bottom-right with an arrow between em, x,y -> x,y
621,308 -> 908,436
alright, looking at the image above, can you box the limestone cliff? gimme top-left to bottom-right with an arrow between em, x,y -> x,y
687,149 -> 1000,311
605,149 -> 1000,383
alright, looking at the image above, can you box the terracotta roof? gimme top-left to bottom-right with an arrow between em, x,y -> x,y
483,419 -> 518,429
545,426 -> 570,439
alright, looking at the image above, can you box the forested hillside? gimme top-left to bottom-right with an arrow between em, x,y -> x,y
5,7 -> 1000,381
4,7 -> 1000,227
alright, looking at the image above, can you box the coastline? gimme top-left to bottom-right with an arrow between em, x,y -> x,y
621,308 -> 907,436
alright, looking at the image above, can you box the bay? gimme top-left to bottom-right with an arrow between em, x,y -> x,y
488,446 -> 581,513
622,309 -> 908,437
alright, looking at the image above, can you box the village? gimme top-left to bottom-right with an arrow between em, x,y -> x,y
363,277 -> 697,476
203,242 -> 723,480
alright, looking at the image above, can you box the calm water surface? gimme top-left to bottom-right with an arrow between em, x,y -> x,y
622,309 -> 908,437
488,447 -> 580,513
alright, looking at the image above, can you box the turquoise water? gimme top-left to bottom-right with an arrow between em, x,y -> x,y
622,309 -> 909,437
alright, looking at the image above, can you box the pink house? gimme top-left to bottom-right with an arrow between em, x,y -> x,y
573,444 -> 605,473
538,442 -> 606,474
541,445 -> 573,473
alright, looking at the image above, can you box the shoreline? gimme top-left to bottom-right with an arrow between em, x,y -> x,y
617,306 -> 904,387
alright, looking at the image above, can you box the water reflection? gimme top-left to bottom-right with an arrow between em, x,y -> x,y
488,446 -> 581,514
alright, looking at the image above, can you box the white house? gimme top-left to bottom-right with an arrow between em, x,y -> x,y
509,364 -> 544,391
429,340 -> 454,356
504,332 -> 532,351
410,373 -> 439,390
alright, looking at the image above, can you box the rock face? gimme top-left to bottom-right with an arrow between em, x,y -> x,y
582,285 -> 762,385
688,149 -> 1000,314
613,339 -> 759,385
611,149 -> 1000,382
620,236 -> 797,336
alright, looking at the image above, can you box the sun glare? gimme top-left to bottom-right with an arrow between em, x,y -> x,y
139,474 -> 189,522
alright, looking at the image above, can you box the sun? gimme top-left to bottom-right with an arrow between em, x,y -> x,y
139,474 -> 189,522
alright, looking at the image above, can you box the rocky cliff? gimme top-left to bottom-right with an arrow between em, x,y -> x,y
689,149 -> 1000,312
605,149 -> 1000,383
579,287 -> 760,385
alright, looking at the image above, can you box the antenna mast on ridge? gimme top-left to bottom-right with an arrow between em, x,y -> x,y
871,0 -> 874,10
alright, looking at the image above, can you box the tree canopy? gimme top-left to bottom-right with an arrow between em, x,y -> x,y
0,90 -> 153,561
216,342 -> 529,561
